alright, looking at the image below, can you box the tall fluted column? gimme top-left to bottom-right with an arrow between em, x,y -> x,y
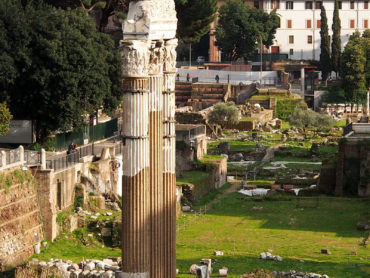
163,38 -> 178,278
120,40 -> 150,278
148,42 -> 165,278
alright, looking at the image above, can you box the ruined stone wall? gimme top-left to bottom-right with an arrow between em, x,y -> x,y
0,166 -> 43,268
226,120 -> 255,131
31,149 -> 116,242
336,140 -> 370,197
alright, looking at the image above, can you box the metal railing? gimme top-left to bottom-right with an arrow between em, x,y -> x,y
46,138 -> 123,172
46,151 -> 80,172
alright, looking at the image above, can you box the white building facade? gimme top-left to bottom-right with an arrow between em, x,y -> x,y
263,0 -> 369,60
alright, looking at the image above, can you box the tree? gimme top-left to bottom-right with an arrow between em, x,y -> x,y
176,0 -> 217,44
331,0 -> 341,77
45,0 -> 129,32
0,102 -> 12,136
362,30 -> 370,88
215,0 -> 279,60
341,31 -> 367,101
289,107 -> 334,137
0,0 -> 32,102
208,102 -> 239,129
46,0 -> 218,44
319,5 -> 331,84
0,1 -> 122,140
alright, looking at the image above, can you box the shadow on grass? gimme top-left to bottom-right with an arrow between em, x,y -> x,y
176,255 -> 370,278
203,193 -> 370,238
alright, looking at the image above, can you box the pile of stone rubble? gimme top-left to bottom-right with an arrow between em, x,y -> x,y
31,257 -> 121,278
259,251 -> 283,261
272,270 -> 329,278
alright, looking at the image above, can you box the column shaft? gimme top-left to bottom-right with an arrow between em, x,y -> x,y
163,72 -> 177,278
149,75 -> 165,278
122,77 -> 150,277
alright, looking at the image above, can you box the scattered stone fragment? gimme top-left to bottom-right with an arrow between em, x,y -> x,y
200,259 -> 212,274
321,249 -> 331,255
84,262 -> 95,271
195,265 -> 209,278
251,206 -> 264,211
34,243 -> 41,254
189,264 -> 197,274
219,267 -> 228,277
214,251 -> 224,256
182,206 -> 191,212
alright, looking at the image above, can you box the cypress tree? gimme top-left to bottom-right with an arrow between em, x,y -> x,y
331,0 -> 341,78
319,5 -> 331,83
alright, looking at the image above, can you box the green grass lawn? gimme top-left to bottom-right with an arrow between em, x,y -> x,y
30,193 -> 370,278
32,233 -> 121,262
176,195 -> 370,277
176,171 -> 211,186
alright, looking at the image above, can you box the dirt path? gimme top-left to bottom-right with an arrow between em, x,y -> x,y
262,143 -> 282,162
206,180 -> 241,208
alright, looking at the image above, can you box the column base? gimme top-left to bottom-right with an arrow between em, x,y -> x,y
116,272 -> 149,278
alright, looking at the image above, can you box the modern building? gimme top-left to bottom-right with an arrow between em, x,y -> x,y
210,0 -> 369,61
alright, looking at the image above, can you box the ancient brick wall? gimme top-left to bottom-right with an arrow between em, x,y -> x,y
0,166 -> 43,268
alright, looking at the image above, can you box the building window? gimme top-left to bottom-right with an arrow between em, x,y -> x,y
254,1 -> 260,9
350,19 -> 355,28
305,1 -> 313,9
315,1 -> 322,9
287,19 -> 292,28
364,19 -> 369,28
365,1 -> 369,9
306,19 -> 312,28
289,35 -> 294,44
307,35 -> 313,44
338,1 -> 342,9
317,19 -> 322,28
290,49 -> 294,55
350,1 -> 355,9
270,0 -> 280,9
286,1 -> 294,9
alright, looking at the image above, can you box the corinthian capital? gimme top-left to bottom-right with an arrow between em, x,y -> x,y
164,39 -> 178,73
120,40 -> 150,78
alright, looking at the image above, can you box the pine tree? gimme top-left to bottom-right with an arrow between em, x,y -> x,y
319,5 -> 331,83
176,0 -> 218,43
331,0 -> 341,78
215,0 -> 280,60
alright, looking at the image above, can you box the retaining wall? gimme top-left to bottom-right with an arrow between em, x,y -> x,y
0,166 -> 43,268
